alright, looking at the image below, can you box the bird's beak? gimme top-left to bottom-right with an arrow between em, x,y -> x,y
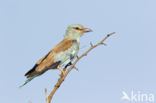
83,28 -> 93,33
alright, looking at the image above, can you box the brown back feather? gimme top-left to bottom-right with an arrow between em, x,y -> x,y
25,39 -> 74,78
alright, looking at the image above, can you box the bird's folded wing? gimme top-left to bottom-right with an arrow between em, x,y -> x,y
53,39 -> 74,53
35,39 -> 74,72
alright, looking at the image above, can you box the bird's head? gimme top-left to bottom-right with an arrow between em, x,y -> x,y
65,24 -> 92,40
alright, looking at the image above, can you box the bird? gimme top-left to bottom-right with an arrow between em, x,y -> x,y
20,24 -> 92,87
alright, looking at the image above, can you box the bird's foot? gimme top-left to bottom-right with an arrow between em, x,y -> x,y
57,66 -> 65,76
65,62 -> 72,68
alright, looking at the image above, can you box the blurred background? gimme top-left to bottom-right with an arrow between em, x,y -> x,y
0,0 -> 156,103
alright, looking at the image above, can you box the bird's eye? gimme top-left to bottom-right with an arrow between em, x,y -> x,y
74,27 -> 80,30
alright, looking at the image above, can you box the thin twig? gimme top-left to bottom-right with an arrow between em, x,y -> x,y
45,32 -> 115,103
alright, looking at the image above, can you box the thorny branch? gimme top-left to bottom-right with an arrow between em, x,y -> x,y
45,32 -> 115,103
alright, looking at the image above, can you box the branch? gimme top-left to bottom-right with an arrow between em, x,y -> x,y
45,32 -> 115,103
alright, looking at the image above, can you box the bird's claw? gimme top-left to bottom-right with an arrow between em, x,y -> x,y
57,66 -> 66,76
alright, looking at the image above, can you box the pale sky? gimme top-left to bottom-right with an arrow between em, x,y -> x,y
0,0 -> 156,103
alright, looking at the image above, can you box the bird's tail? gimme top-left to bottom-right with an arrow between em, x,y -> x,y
19,74 -> 39,88
19,64 -> 39,88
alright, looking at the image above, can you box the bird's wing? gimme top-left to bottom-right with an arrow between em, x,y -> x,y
53,39 -> 74,53
37,39 -> 75,69
25,39 -> 75,77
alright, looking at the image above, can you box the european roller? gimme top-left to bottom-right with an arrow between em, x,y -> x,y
20,24 -> 92,87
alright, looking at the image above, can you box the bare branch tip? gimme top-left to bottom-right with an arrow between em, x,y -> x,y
73,66 -> 79,71
90,42 -> 94,47
101,42 -> 107,46
110,32 -> 116,35
106,32 -> 115,38
45,88 -> 47,92
45,88 -> 48,97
